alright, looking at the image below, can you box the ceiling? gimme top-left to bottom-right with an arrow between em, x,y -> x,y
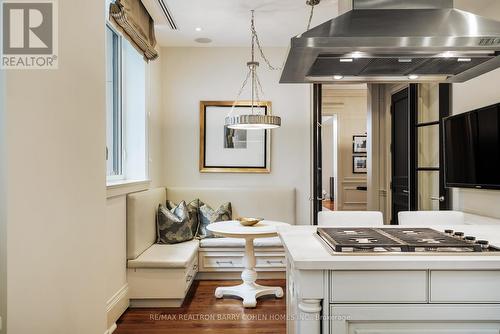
154,0 -> 339,47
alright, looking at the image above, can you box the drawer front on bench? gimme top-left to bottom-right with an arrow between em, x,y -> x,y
184,255 -> 198,293
203,255 -> 243,270
256,256 -> 286,268
199,252 -> 286,272
330,271 -> 428,303
430,270 -> 500,303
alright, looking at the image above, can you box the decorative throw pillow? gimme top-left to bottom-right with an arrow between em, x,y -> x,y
166,199 -> 202,237
156,201 -> 194,244
197,202 -> 232,239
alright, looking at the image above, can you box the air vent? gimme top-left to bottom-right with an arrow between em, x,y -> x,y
156,0 -> 177,30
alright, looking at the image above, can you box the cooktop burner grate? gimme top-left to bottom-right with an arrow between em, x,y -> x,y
317,228 -> 490,253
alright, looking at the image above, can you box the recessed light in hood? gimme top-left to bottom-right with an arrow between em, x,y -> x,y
280,0 -> 500,84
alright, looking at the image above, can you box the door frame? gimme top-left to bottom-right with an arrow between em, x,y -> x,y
390,83 -> 452,223
312,84 -> 322,225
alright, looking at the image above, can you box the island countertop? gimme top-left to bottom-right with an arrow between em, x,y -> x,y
277,225 -> 500,270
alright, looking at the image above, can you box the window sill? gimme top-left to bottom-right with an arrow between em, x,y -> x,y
106,179 -> 151,198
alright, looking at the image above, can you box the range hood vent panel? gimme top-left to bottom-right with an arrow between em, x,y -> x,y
281,5 -> 500,83
306,56 -> 494,78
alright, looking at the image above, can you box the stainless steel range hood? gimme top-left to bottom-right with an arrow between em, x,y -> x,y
280,0 -> 500,83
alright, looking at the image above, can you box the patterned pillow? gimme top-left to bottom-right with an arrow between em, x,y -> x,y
156,201 -> 194,244
197,202 -> 232,239
166,199 -> 202,237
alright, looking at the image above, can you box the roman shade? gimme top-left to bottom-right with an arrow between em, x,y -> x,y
109,0 -> 159,61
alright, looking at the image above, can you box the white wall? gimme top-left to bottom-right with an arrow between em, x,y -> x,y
148,51 -> 165,189
0,65 -> 7,334
452,67 -> 500,219
104,52 -> 164,328
321,116 -> 335,199
323,87 -> 368,210
4,0 -> 108,333
161,47 -> 311,224
451,1 -> 500,219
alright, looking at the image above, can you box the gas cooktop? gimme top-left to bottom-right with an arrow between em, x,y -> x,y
317,228 -> 500,254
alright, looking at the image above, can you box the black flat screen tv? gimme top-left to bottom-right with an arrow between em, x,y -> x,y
444,102 -> 500,190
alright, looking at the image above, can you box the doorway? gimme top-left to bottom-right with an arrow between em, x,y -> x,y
312,84 -> 369,224
321,114 -> 338,211
390,84 -> 451,225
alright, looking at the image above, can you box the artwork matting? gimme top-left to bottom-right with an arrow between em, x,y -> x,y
199,101 -> 271,173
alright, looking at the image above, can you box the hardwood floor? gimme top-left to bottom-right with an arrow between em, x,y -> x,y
115,280 -> 286,334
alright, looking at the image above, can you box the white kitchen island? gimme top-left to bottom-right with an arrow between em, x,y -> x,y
278,225 -> 500,334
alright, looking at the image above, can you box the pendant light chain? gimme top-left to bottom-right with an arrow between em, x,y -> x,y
229,9 -> 272,116
250,10 -> 281,71
306,0 -> 321,31
224,10 -> 282,130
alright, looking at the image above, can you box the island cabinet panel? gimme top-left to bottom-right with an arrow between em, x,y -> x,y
330,271 -> 428,303
329,305 -> 500,334
430,270 -> 500,303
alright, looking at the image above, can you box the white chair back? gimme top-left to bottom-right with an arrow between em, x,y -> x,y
318,211 -> 384,227
398,211 -> 465,226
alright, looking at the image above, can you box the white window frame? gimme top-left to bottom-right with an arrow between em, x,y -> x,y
105,20 -> 150,185
106,23 -> 124,181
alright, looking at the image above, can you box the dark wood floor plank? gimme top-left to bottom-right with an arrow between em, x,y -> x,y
115,279 -> 286,334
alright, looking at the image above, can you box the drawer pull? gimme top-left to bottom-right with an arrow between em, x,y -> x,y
216,260 -> 234,266
266,260 -> 284,265
186,274 -> 193,283
192,264 -> 198,271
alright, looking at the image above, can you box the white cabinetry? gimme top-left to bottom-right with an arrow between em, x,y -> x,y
326,270 -> 500,334
330,305 -> 500,334
285,262 -> 500,334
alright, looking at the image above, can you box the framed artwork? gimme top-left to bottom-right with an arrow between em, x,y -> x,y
353,156 -> 367,174
199,101 -> 271,173
353,135 -> 367,154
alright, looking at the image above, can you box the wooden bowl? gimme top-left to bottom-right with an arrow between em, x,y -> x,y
237,217 -> 264,226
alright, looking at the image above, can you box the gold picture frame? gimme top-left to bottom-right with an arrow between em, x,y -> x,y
199,101 -> 272,173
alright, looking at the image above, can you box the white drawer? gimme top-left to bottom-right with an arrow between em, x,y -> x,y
199,251 -> 286,272
184,255 -> 198,293
330,271 -> 428,303
256,255 -> 286,268
430,270 -> 500,303
203,256 -> 243,269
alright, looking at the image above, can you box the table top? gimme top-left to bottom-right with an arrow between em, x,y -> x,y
207,220 -> 289,239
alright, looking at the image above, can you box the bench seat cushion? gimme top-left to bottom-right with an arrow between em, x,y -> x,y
199,236 -> 282,248
128,239 -> 199,269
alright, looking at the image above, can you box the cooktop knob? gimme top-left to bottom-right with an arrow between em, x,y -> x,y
454,232 -> 465,239
444,229 -> 454,234
476,240 -> 490,249
465,236 -> 476,243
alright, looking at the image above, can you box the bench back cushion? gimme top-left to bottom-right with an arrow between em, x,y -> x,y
166,187 -> 296,226
127,188 -> 166,260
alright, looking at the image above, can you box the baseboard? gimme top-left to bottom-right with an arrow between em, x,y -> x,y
130,298 -> 184,308
106,284 -> 129,328
104,323 -> 117,334
196,271 -> 285,280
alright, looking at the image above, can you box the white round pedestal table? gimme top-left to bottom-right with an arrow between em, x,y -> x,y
207,220 -> 288,308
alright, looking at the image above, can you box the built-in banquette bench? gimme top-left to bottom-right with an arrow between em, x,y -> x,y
126,187 -> 295,307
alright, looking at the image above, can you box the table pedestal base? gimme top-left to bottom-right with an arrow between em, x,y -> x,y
214,238 -> 283,308
215,282 -> 283,308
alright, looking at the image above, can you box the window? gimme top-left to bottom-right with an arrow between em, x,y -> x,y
106,24 -> 147,182
106,26 -> 122,178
